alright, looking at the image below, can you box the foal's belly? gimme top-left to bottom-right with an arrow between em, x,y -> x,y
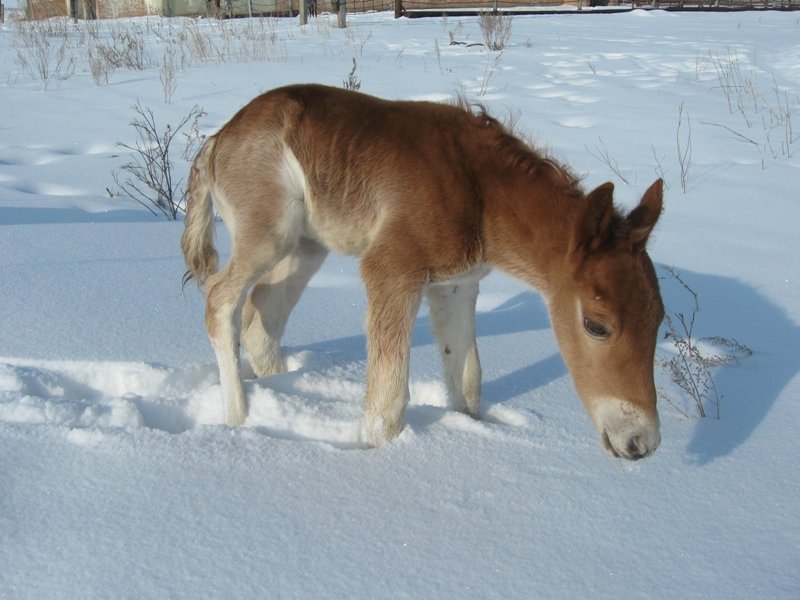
303,213 -> 374,256
424,264 -> 491,288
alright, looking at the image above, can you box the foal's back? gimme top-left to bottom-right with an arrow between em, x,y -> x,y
210,84 -> 489,270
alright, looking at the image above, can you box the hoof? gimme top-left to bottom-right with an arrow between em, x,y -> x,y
364,414 -> 403,447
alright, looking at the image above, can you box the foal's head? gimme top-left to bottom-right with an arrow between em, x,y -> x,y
551,179 -> 664,460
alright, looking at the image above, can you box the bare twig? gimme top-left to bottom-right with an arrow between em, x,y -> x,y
343,57 -> 361,91
586,137 -> 630,185
160,49 -> 178,104
701,121 -> 759,146
651,144 -> 668,187
115,102 -> 205,220
478,51 -> 503,96
676,101 -> 692,193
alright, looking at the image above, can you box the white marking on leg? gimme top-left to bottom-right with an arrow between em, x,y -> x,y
206,272 -> 249,427
426,273 -> 484,417
214,342 -> 247,426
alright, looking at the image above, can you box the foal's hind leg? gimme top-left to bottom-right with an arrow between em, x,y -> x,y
204,247 -> 278,427
205,213 -> 299,426
241,237 -> 328,378
425,279 -> 482,417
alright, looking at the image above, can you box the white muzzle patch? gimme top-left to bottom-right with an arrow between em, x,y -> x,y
591,398 -> 661,461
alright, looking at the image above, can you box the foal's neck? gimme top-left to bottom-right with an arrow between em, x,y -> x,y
479,152 -> 583,295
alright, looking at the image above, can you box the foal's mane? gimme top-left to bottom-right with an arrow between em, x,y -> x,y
453,97 -> 584,197
450,99 -> 646,250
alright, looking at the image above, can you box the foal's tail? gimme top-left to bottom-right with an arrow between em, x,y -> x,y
181,137 -> 219,289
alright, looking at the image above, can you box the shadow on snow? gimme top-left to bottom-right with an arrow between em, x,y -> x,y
293,266 -> 799,462
294,289 -> 567,408
657,267 -> 799,464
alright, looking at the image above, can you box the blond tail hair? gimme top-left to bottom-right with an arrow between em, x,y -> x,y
181,137 -> 218,288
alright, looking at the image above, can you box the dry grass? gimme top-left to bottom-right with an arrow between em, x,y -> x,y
700,50 -> 798,167
657,267 -> 752,419
478,12 -> 512,52
114,102 -> 205,220
11,17 -> 293,90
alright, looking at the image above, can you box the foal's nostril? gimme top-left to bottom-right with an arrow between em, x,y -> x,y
626,436 -> 646,460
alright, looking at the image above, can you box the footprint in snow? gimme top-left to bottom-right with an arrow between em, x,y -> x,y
0,356 -> 529,448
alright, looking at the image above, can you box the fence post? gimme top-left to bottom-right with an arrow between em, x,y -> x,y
337,0 -> 346,28
394,0 -> 402,18
299,0 -> 307,25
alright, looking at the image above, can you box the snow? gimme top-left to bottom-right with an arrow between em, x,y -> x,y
1,9 -> 799,599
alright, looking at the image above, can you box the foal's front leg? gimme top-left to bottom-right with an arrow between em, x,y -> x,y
425,280 -> 482,417
361,262 -> 423,446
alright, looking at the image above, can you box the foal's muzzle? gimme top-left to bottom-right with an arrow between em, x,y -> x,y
594,399 -> 661,461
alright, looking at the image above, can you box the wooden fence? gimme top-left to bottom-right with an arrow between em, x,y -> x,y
21,0 -> 800,20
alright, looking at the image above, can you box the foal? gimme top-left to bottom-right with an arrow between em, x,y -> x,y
182,84 -> 665,460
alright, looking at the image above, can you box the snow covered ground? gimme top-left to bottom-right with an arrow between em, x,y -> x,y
1,9 -> 798,599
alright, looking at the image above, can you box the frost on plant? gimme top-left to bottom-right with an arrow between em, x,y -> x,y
657,267 -> 752,419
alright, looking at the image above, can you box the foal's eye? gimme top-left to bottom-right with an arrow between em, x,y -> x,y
583,317 -> 611,339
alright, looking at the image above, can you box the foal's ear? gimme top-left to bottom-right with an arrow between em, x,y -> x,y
576,182 -> 616,253
627,178 -> 663,251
